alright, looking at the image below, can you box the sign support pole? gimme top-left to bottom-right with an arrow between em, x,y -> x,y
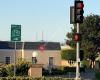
11,24 -> 21,77
14,41 -> 16,77
76,23 -> 80,80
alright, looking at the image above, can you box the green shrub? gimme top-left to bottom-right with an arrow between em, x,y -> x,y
5,64 -> 14,76
16,60 -> 30,76
0,77 -> 82,80
4,60 -> 31,77
63,67 -> 85,72
42,68 -> 68,76
0,67 -> 8,77
82,60 -> 89,68
95,69 -> 100,80
61,50 -> 76,61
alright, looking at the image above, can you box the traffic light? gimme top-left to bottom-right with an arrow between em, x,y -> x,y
74,1 -> 84,23
96,23 -> 100,30
74,33 -> 81,41
79,50 -> 84,61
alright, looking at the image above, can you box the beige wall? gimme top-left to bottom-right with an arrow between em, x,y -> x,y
0,49 -> 22,63
23,50 -> 61,69
0,49 -> 61,69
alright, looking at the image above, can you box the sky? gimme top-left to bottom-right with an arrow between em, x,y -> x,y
0,0 -> 100,43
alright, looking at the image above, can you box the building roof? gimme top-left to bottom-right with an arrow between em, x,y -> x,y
61,45 -> 74,51
0,41 -> 61,50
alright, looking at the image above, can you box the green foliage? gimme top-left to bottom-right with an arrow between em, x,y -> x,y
0,77 -> 82,80
5,59 -> 31,77
95,69 -> 100,80
16,60 -> 31,76
0,67 -> 8,77
82,60 -> 89,68
61,50 -> 76,61
80,14 -> 100,60
67,14 -> 100,61
5,64 -> 14,76
43,68 -> 68,76
63,67 -> 85,72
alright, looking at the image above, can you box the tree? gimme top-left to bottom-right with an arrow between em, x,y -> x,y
67,14 -> 100,68
61,50 -> 76,60
61,50 -> 76,65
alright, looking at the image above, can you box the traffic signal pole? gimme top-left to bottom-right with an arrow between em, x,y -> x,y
76,23 -> 80,80
70,0 -> 84,79
74,0 -> 84,79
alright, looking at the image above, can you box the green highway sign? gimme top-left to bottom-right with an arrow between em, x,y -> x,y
11,24 -> 21,41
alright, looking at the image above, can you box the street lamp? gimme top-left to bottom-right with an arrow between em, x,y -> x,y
32,51 -> 38,64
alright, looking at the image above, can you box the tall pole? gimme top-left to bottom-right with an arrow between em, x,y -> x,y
76,23 -> 80,79
42,31 -> 43,41
75,1 -> 80,80
22,42 -> 24,59
14,41 -> 16,77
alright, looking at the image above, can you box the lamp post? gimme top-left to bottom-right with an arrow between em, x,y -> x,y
32,51 -> 38,64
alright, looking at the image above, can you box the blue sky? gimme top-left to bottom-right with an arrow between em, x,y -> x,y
0,0 -> 100,43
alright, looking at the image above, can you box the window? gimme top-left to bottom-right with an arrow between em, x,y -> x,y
5,57 -> 10,64
49,57 -> 54,67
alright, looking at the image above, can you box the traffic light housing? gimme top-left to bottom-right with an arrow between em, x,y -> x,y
74,33 -> 81,41
79,50 -> 84,61
74,1 -> 84,23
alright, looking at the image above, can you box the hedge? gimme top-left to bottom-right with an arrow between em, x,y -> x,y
95,69 -> 100,80
64,67 -> 85,72
1,60 -> 31,77
0,77 -> 82,80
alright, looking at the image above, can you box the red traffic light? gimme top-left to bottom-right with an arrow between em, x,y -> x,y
80,3 -> 84,9
74,33 -> 81,41
76,2 -> 84,9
